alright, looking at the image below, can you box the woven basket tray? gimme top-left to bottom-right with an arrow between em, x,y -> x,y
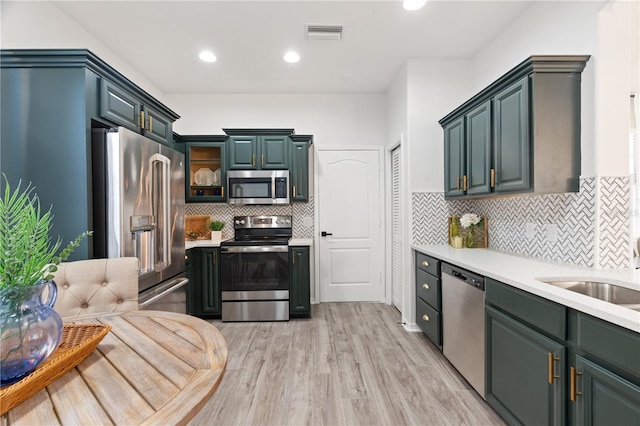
0,323 -> 111,415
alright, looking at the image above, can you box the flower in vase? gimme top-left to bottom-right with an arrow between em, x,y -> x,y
460,213 -> 482,228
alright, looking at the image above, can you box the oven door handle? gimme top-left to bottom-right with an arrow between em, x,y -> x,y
221,245 -> 289,253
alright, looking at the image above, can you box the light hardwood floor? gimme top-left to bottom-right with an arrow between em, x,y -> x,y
189,303 -> 506,426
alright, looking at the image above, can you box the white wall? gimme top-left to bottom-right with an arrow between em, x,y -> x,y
386,63 -> 408,146
407,59 -> 472,192
0,0 -> 168,106
472,0 -> 631,178
165,93 -> 386,148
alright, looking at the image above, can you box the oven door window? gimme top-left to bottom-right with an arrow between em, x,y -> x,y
221,251 -> 289,291
229,178 -> 272,199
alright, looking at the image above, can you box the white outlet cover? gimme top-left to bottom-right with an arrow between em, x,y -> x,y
525,223 -> 535,239
302,216 -> 313,227
546,224 -> 559,242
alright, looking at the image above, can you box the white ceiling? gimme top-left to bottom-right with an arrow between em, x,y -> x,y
51,0 -> 534,94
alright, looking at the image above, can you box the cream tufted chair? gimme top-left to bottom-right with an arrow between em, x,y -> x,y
52,257 -> 139,318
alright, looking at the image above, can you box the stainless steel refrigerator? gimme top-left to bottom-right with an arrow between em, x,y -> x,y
92,127 -> 187,313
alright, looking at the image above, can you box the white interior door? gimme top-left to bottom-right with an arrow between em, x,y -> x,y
391,146 -> 403,310
317,148 -> 384,302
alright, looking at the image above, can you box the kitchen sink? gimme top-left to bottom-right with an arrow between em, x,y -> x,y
540,280 -> 640,312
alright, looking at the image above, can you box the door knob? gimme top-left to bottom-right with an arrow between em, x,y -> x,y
321,231 -> 333,237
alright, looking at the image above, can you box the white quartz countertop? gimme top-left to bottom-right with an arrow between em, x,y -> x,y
289,238 -> 314,246
412,245 -> 640,333
185,239 -> 225,249
186,238 -> 314,250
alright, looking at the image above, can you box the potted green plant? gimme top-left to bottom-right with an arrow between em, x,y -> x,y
0,176 -> 91,386
207,220 -> 225,241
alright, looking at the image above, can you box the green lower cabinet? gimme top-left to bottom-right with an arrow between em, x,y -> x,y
486,306 -> 566,425
574,356 -> 640,426
289,246 -> 311,317
187,247 -> 221,318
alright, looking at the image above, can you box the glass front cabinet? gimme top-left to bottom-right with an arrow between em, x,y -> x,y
184,137 -> 227,202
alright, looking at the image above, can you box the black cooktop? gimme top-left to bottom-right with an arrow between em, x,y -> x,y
222,215 -> 292,247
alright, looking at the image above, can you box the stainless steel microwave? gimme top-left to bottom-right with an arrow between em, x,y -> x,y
227,170 -> 290,205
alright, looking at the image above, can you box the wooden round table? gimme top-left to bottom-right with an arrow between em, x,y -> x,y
4,310 -> 227,425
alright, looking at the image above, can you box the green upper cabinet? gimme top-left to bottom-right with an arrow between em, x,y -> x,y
100,79 -> 141,133
493,76 -> 530,193
223,129 -> 313,202
100,78 -> 176,146
0,49 -> 179,260
260,135 -> 289,169
466,100 -> 492,196
183,136 -> 228,203
228,135 -> 258,169
227,134 -> 288,170
439,55 -> 589,199
443,117 -> 465,197
290,135 -> 312,201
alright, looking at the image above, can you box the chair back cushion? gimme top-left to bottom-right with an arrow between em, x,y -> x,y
53,257 -> 139,317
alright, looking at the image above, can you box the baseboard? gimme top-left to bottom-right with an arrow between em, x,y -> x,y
402,320 -> 421,332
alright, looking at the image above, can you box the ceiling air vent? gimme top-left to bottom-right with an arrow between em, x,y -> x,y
306,24 -> 343,41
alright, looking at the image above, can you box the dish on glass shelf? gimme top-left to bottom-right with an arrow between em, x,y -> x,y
194,168 -> 215,186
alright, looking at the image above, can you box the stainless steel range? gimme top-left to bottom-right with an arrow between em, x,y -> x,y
220,215 -> 292,322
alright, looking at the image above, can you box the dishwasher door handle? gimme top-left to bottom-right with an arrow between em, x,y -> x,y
452,270 -> 468,281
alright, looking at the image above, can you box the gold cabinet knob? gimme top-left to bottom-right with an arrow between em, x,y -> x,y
422,283 -> 430,290
422,314 -> 430,322
422,261 -> 429,267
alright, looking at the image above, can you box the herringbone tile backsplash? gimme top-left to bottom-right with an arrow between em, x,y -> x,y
412,177 -> 632,269
185,196 -> 315,239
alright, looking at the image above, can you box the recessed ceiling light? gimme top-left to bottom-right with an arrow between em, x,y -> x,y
198,50 -> 216,63
403,0 -> 427,11
283,51 -> 300,63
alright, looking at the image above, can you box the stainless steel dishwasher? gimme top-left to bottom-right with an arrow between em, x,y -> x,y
442,263 -> 486,399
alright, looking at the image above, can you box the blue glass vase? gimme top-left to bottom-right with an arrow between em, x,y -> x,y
0,281 -> 63,386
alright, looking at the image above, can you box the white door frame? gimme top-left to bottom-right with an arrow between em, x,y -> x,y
313,145 -> 385,304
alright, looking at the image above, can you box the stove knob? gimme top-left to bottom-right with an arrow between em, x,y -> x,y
286,219 -> 291,224
234,219 -> 240,225
240,219 -> 246,225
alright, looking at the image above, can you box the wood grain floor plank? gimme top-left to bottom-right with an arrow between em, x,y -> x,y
189,303 -> 505,426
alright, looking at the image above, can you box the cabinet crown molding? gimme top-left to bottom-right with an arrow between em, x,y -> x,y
439,55 -> 590,126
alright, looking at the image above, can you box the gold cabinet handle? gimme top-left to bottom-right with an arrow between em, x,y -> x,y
463,175 -> 468,191
422,314 -> 430,322
293,185 -> 296,198
570,366 -> 583,402
548,352 -> 560,384
422,261 -> 429,267
185,255 -> 188,260
457,176 -> 461,191
221,186 -> 224,198
212,251 -> 217,266
148,116 -> 153,133
139,111 -> 145,129
261,154 -> 264,167
292,253 -> 296,265
252,154 -> 256,166
490,168 -> 495,188
422,283 -> 430,290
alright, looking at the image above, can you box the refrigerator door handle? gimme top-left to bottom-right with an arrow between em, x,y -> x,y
151,153 -> 172,271
139,277 -> 189,308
